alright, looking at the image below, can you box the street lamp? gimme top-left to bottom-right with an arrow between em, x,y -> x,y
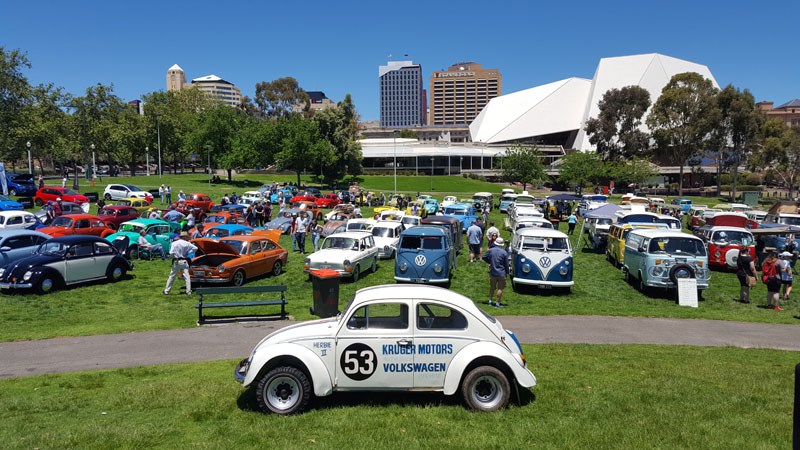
393,130 -> 398,194
154,112 -> 162,178
207,145 -> 211,187
72,149 -> 80,190
146,146 -> 150,176
26,141 -> 32,175
430,157 -> 434,191
91,143 -> 96,183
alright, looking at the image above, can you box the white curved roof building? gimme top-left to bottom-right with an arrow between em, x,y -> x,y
469,53 -> 719,151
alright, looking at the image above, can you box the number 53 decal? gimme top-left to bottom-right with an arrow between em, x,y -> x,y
340,343 -> 377,381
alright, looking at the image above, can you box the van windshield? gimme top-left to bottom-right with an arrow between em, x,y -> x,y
778,216 -> 800,226
711,230 -> 753,246
444,208 -> 465,216
520,237 -> 569,252
648,237 -> 706,256
400,236 -> 443,250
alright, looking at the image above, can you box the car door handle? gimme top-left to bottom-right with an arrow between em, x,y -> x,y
397,339 -> 413,346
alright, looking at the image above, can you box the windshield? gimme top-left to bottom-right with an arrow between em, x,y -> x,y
595,218 -> 613,225
779,216 -> 800,226
322,237 -> 357,250
205,215 -> 226,223
520,236 -> 569,251
401,217 -> 418,225
37,241 -> 68,256
125,185 -> 143,191
220,239 -> 246,254
347,223 -> 371,231
656,218 -> 681,229
118,223 -> 145,233
372,227 -> 395,238
444,208 -> 465,216
400,235 -> 443,250
205,228 -> 231,238
648,237 -> 706,256
711,230 -> 754,245
51,217 -> 74,228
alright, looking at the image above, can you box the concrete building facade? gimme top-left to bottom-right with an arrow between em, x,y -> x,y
429,62 -> 501,126
191,75 -> 243,107
379,60 -> 426,128
166,64 -> 187,92
758,99 -> 800,128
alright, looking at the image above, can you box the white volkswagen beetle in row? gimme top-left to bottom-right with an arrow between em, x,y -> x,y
234,284 -> 536,414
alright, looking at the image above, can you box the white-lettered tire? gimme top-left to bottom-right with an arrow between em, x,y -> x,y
255,366 -> 311,415
461,365 -> 511,412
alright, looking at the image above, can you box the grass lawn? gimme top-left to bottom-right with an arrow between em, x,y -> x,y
0,344 -> 792,449
1,173 -> 795,343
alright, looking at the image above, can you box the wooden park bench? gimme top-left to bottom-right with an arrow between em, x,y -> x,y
194,285 -> 287,324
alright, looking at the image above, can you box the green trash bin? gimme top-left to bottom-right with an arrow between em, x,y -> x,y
310,269 -> 341,318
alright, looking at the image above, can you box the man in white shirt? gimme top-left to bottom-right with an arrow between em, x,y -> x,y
293,212 -> 310,254
163,232 -> 198,296
486,222 -> 500,248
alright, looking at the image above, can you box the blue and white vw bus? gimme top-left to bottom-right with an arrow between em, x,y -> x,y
510,228 -> 574,292
394,225 -> 455,285
443,203 -> 478,231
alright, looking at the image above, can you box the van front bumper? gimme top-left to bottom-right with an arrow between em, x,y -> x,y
512,278 -> 574,288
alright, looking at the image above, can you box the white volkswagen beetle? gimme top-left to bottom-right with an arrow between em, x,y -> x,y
235,284 -> 536,414
371,221 -> 403,258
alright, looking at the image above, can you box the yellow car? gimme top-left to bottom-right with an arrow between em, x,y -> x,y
373,205 -> 400,214
116,197 -> 152,212
404,200 -> 428,219
606,223 -> 669,267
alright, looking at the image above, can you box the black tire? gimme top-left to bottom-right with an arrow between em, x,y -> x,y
371,257 -> 377,273
104,193 -> 112,200
624,268 -> 632,284
9,188 -> 16,197
637,272 -> 646,293
351,264 -> 360,282
272,260 -> 283,276
107,263 -> 126,282
256,366 -> 311,415
34,198 -> 43,206
461,366 -> 511,412
35,273 -> 61,294
231,269 -> 246,286
127,245 -> 139,260
668,263 -> 696,284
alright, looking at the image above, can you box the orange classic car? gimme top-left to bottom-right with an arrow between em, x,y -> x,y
38,213 -> 115,238
189,235 -> 288,286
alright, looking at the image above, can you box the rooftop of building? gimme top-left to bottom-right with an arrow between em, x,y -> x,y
192,75 -> 236,86
776,99 -> 800,109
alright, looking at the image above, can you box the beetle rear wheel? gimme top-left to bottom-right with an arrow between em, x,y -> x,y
256,366 -> 311,415
272,260 -> 283,276
231,269 -> 246,286
461,366 -> 510,412
107,263 -> 126,282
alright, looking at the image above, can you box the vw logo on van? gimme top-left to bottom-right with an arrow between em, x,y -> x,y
415,255 -> 427,266
539,256 -> 552,268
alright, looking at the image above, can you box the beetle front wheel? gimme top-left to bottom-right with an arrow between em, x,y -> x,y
256,366 -> 311,415
461,366 -> 510,412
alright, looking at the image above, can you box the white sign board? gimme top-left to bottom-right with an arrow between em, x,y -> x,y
677,278 -> 698,308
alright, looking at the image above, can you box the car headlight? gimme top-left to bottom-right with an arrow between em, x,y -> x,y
23,271 -> 33,281
520,257 -> 526,263
399,262 -> 408,272
384,245 -> 390,253
652,266 -> 666,277
343,260 -> 351,268
433,263 -> 443,273
522,264 -> 531,273
564,260 -> 570,266
0,268 -> 4,278
217,265 -> 225,272
714,251 -> 721,258
559,266 -> 568,276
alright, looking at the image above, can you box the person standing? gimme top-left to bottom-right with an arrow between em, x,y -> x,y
38,174 -> 44,189
53,197 -> 63,217
311,220 -> 323,252
482,237 -> 510,307
294,212 -> 310,254
567,212 -> 578,235
255,201 -> 266,227
486,222 -> 499,248
165,186 -> 172,204
163,232 -> 198,296
762,252 -> 782,310
736,248 -> 756,303
467,220 -> 483,263
780,251 -> 794,302
61,175 -> 67,188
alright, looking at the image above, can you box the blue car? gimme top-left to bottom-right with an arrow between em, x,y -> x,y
0,229 -> 51,268
270,189 -> 294,204
0,195 -> 24,211
422,198 -> 440,215
6,173 -> 38,197
203,224 -> 256,240
442,203 -> 478,231
394,225 -> 456,285
510,228 -> 574,293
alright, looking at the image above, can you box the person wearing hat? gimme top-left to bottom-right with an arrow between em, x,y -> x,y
138,230 -> 166,260
482,236 -> 509,307
163,231 -> 198,296
53,197 -> 63,218
780,251 -> 794,302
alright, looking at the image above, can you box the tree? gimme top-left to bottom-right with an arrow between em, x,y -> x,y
500,144 -> 546,191
0,47 -> 32,163
185,104 -> 245,181
313,94 -> 363,184
647,72 -> 720,196
558,151 -> 605,191
398,129 -> 418,139
110,105 -> 148,176
584,85 -> 651,161
714,85 -> 764,198
16,83 -> 72,174
254,77 -> 309,119
753,120 -> 800,197
608,157 -> 658,188
275,115 -> 336,186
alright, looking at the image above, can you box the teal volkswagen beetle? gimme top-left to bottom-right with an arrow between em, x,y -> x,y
105,218 -> 181,259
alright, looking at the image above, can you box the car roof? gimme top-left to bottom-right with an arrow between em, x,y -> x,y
629,229 -> 699,239
221,235 -> 278,244
401,225 -> 447,236
125,218 -> 168,226
50,235 -> 107,244
327,231 -> 372,239
708,226 -> 753,233
515,228 -> 569,238
373,221 -> 403,229
353,284 -> 480,311
101,205 -> 135,211
57,214 -> 100,220
422,215 -> 459,224
0,229 -> 49,239
215,224 -> 252,231
0,210 -> 34,217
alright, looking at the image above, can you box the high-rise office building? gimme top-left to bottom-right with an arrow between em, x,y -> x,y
166,64 -> 187,92
429,62 -> 501,125
191,75 -> 243,107
379,60 -> 426,128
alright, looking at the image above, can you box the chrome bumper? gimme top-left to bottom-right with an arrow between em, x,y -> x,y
0,282 -> 33,289
512,278 -> 574,287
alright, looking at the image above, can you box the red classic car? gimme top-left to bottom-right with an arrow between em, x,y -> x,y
34,187 -> 90,206
175,193 -> 214,212
315,193 -> 341,208
189,235 -> 288,286
97,205 -> 140,229
38,213 -> 115,238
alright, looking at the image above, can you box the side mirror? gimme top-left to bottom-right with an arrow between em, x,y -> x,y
638,247 -> 646,253
0,246 -> 10,252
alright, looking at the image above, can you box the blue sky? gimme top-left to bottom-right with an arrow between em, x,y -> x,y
2,1 -> 797,121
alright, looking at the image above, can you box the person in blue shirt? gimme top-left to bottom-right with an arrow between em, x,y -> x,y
466,220 -> 483,263
567,212 -> 578,235
482,237 -> 509,307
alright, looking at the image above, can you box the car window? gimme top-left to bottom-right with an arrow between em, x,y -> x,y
8,215 -> 22,225
69,243 -> 94,257
262,240 -> 276,251
249,241 -> 262,255
416,303 -> 467,330
76,220 -> 91,229
94,241 -> 114,255
4,235 -> 34,249
347,303 -> 409,330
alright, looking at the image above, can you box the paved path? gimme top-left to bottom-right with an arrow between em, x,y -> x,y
2,316 -> 799,379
